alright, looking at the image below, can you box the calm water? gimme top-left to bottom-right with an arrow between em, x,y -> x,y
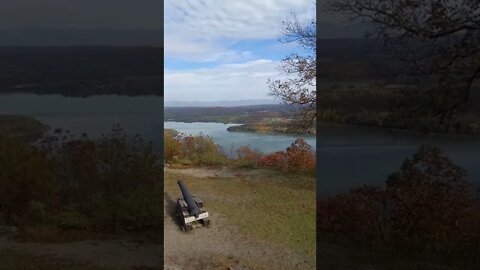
0,94 -> 163,151
164,121 -> 316,154
317,124 -> 480,196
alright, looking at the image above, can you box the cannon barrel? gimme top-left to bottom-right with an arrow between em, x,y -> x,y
177,180 -> 201,218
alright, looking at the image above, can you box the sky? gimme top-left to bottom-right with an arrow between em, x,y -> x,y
164,0 -> 316,104
0,0 -> 162,30
0,0 -> 362,101
0,0 -> 163,45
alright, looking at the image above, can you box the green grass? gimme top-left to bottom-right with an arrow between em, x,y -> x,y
164,168 -> 316,259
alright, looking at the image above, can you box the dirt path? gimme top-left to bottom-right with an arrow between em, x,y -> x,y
166,167 -> 237,179
0,234 -> 162,269
163,168 -> 315,270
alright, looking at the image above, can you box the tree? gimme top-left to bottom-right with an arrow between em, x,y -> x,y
326,0 -> 480,130
268,11 -> 317,129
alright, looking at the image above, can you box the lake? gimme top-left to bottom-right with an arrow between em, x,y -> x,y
317,124 -> 480,196
164,121 -> 317,154
1,94 -> 478,196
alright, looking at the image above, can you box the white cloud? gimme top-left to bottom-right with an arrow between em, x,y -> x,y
165,0 -> 315,62
165,59 -> 286,102
164,1 -> 315,102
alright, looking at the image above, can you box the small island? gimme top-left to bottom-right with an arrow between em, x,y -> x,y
0,114 -> 47,142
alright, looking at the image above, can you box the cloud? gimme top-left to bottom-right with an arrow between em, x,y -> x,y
164,1 -> 316,103
165,0 -> 315,62
165,59 -> 286,102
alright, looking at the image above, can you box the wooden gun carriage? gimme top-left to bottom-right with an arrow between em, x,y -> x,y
176,180 -> 211,231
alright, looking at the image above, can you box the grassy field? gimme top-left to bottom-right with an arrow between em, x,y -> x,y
164,167 -> 316,267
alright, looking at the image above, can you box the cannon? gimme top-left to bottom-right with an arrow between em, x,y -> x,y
176,180 -> 210,231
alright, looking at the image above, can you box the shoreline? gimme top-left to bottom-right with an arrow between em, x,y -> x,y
318,122 -> 480,138
165,120 -> 480,138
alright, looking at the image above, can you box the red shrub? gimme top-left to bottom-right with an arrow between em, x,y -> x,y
234,145 -> 263,168
259,138 -> 315,173
258,151 -> 287,169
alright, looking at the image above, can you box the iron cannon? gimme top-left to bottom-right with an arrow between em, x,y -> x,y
176,180 -> 210,231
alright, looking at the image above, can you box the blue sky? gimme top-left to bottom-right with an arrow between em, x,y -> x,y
164,0 -> 315,103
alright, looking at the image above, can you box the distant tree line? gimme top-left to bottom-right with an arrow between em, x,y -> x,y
0,47 -> 163,97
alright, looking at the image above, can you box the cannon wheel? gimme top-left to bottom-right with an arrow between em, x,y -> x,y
202,218 -> 211,227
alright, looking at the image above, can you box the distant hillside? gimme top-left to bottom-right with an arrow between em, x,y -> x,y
165,104 -> 313,134
165,99 -> 279,107
0,46 -> 163,96
317,38 -> 395,82
164,104 -> 290,124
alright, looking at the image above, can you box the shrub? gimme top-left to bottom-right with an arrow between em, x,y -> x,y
318,145 -> 480,258
385,145 -> 478,252
0,126 -> 163,234
56,207 -> 89,230
259,151 -> 286,170
233,145 -> 263,168
164,129 -> 182,162
0,134 -> 56,224
259,138 -> 315,173
285,138 -> 316,172
317,186 -> 391,246
122,186 -> 163,231
85,191 -> 111,230
167,133 -> 227,166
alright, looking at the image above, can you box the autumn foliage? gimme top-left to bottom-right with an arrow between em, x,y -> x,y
164,130 -> 316,173
233,145 -> 263,168
164,131 -> 227,166
318,145 -> 480,258
0,126 -> 163,234
259,138 -> 316,173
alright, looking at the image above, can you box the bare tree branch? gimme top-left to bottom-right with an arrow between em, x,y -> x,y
268,11 -> 316,129
326,0 -> 480,127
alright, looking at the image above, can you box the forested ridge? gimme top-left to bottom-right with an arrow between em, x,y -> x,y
0,46 -> 163,97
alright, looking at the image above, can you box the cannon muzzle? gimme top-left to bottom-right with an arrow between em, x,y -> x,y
177,180 -> 201,218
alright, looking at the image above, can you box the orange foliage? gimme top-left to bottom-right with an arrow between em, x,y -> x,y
259,138 -> 316,173
164,132 -> 226,166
